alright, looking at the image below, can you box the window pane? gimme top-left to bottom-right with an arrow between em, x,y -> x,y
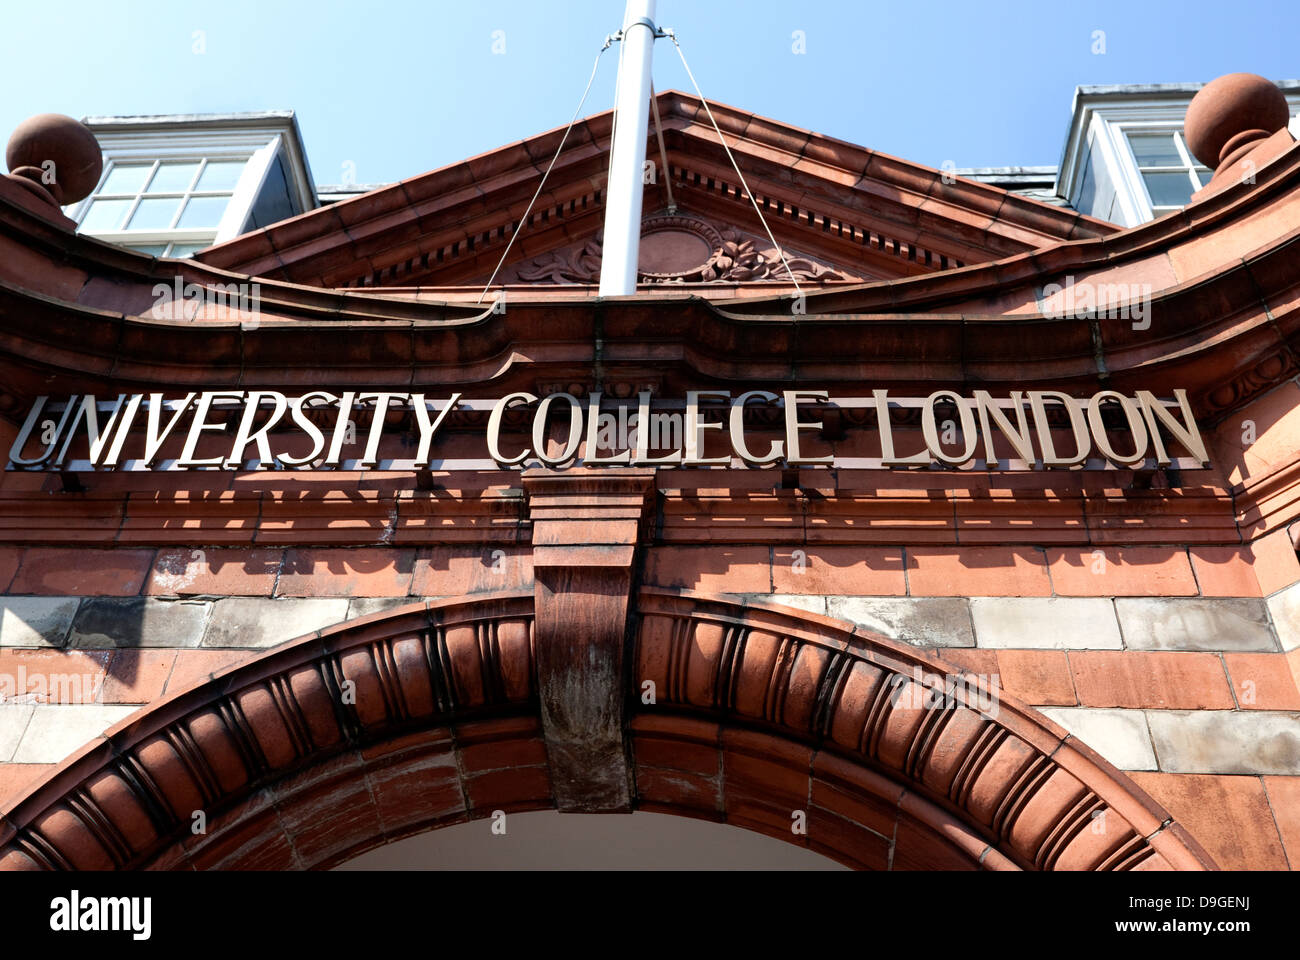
1195,168 -> 1214,187
146,161 -> 201,193
195,159 -> 247,192
1129,133 -> 1183,167
176,195 -> 229,228
100,163 -> 152,196
166,242 -> 208,258
1143,171 -> 1196,207
80,198 -> 132,231
127,196 -> 182,230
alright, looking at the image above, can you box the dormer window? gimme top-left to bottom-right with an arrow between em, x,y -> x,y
64,112 -> 316,259
1058,82 -> 1300,227
76,156 -> 249,256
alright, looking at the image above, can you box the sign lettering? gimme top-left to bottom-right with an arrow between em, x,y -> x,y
6,389 -> 1211,473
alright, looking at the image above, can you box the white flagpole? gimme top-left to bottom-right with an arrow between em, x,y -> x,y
598,0 -> 657,297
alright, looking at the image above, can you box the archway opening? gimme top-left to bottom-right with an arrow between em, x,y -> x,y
334,811 -> 847,870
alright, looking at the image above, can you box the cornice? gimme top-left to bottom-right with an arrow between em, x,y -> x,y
725,136 -> 1300,317
0,139 -> 1295,429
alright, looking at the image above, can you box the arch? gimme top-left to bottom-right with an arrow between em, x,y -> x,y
632,590 -> 1216,871
0,591 -> 1217,871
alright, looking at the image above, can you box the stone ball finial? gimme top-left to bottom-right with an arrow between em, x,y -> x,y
1184,73 -> 1291,170
5,113 -> 103,206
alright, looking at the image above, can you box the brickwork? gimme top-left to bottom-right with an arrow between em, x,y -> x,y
1,536 -> 1296,870
637,538 -> 1300,868
0,591 -> 1219,871
0,545 -> 535,776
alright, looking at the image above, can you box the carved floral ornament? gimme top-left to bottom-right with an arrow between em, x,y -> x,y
514,214 -> 855,284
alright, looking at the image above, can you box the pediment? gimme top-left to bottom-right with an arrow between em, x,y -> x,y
198,90 -> 1116,293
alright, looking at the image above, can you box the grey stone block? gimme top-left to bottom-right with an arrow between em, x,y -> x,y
1040,706 -> 1158,771
971,598 -> 1122,649
1266,582 -> 1300,652
736,593 -> 828,616
202,598 -> 350,649
827,597 -> 975,647
347,597 -> 421,619
0,597 -> 81,647
1146,710 -> 1300,775
1116,598 -> 1277,651
0,703 -> 34,761
68,598 -> 210,648
11,704 -> 138,764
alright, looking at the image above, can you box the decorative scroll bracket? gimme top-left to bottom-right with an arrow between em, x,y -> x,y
523,467 -> 657,812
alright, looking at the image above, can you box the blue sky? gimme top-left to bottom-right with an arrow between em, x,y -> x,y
3,0 -> 1296,186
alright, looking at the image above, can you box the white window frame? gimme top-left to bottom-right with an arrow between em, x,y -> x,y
66,127 -> 286,255
1113,121 -> 1210,221
1085,106 -> 1200,226
1059,90 -> 1300,228
75,155 -> 248,242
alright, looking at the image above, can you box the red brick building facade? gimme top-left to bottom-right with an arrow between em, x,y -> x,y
0,74 -> 1298,871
